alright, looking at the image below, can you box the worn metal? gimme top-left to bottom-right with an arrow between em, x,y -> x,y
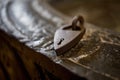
0,0 -> 120,80
54,15 -> 85,55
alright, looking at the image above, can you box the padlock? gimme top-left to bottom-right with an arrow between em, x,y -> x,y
54,15 -> 86,55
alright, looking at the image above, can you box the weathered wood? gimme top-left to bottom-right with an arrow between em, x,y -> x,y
0,29 -> 86,80
0,0 -> 120,80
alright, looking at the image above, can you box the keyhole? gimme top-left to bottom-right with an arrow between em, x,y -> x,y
57,38 -> 64,45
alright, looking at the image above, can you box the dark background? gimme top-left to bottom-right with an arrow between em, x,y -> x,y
49,0 -> 120,32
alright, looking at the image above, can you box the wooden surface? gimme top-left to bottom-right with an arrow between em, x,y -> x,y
0,29 -> 86,80
0,0 -> 120,80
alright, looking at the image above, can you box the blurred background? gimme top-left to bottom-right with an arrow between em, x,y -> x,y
48,0 -> 120,32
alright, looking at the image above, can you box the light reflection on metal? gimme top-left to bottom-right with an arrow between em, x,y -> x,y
0,0 -> 64,58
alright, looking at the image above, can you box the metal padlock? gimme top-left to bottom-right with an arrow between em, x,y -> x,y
54,16 -> 86,55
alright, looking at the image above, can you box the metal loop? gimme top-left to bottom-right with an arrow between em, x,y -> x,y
72,15 -> 84,30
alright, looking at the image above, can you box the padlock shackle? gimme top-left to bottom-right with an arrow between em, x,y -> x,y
72,15 -> 84,30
